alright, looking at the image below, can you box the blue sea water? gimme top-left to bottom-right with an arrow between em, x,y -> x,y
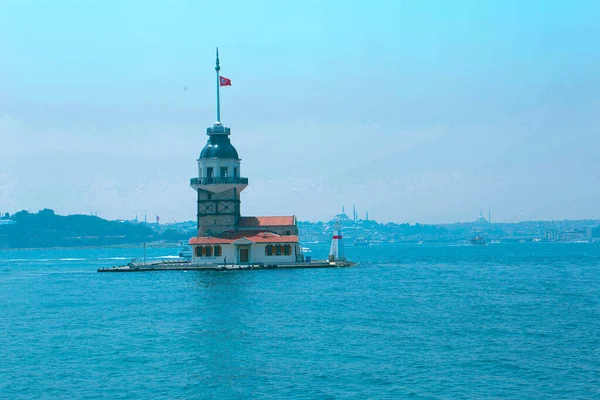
0,243 -> 599,399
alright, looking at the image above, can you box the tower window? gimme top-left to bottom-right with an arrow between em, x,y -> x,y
207,167 -> 214,178
220,167 -> 228,178
233,167 -> 238,178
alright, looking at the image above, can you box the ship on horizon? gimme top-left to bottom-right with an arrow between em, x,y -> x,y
469,235 -> 487,246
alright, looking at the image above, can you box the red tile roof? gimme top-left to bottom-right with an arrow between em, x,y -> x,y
242,232 -> 298,243
238,216 -> 296,227
188,237 -> 233,245
189,231 -> 298,245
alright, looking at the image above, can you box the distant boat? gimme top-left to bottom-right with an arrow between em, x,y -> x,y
470,235 -> 486,246
178,245 -> 192,259
353,237 -> 369,246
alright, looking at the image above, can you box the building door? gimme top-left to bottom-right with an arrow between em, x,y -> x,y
239,248 -> 249,263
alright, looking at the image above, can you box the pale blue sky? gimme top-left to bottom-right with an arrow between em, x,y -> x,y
1,0 -> 599,223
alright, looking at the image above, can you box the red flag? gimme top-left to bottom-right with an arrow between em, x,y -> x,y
219,76 -> 232,86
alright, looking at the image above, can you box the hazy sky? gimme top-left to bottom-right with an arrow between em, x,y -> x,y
1,0 -> 599,223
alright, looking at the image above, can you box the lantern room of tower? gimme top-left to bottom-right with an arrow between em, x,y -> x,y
190,123 -> 248,194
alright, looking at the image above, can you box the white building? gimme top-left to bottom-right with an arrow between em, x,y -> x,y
188,50 -> 300,265
189,220 -> 301,265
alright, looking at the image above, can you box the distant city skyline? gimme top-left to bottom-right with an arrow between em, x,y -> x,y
1,1 -> 599,223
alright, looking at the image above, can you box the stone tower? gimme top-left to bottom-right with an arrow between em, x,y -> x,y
190,49 -> 248,236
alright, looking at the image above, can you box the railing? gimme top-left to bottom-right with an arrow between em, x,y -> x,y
190,177 -> 249,185
207,126 -> 231,134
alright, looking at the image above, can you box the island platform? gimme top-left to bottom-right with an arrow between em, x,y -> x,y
97,51 -> 353,274
97,259 -> 354,273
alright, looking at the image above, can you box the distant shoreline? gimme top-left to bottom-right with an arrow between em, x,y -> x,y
0,242 -> 184,251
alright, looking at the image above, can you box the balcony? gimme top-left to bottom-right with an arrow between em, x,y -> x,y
207,125 -> 231,135
190,177 -> 249,186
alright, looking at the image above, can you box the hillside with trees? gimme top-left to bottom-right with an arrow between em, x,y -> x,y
0,209 -> 157,248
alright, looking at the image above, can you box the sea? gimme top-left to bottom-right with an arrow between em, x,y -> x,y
0,242 -> 598,399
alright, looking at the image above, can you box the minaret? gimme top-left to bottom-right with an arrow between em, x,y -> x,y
190,49 -> 248,236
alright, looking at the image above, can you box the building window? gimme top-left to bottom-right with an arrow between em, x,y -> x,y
220,167 -> 228,178
264,244 -> 292,256
207,193 -> 212,199
286,230 -> 291,236
233,167 -> 238,178
196,245 -> 221,257
207,167 -> 214,178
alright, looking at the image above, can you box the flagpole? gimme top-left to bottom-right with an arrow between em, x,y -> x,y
215,47 -> 221,123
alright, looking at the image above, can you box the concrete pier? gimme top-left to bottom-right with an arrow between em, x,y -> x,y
97,259 -> 354,273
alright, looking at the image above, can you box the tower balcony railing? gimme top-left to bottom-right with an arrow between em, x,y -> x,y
207,125 -> 231,135
190,177 -> 249,186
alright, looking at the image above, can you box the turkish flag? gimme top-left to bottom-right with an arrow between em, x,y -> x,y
219,76 -> 232,86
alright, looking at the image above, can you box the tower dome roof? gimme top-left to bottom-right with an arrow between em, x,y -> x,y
199,134 -> 239,160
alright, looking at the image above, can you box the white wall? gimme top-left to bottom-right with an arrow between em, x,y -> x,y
191,242 -> 298,264
191,244 -> 236,265
251,243 -> 297,264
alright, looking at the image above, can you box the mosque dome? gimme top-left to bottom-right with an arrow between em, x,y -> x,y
199,134 -> 239,160
334,212 -> 351,221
